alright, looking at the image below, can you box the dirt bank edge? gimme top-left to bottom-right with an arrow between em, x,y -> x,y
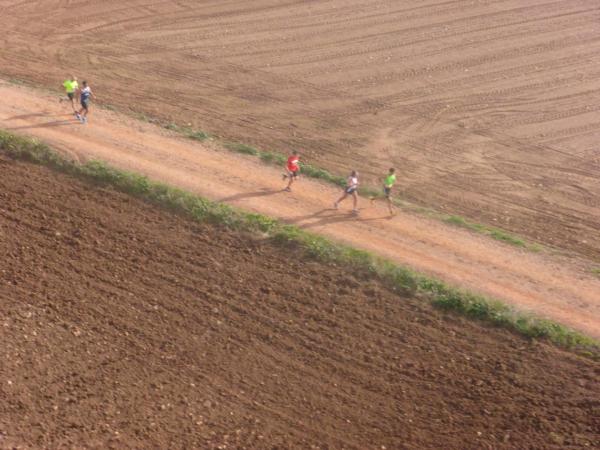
1,129 -> 597,360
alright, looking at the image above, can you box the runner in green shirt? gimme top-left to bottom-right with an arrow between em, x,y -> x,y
371,168 -> 397,216
60,76 -> 79,112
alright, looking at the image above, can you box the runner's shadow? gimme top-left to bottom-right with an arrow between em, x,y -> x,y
6,120 -> 76,130
287,209 -> 391,229
357,215 -> 395,223
5,113 -> 75,121
5,113 -> 50,120
219,188 -> 283,202
286,208 -> 333,224
296,212 -> 358,229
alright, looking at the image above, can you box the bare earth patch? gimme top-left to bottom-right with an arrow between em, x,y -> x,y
1,157 -> 599,449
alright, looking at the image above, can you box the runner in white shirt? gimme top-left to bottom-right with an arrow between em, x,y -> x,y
75,80 -> 96,124
334,170 -> 359,213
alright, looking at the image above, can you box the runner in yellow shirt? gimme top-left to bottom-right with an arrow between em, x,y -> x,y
370,168 -> 397,216
60,76 -> 79,112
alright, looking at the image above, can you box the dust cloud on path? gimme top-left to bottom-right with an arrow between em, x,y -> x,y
1,81 -> 599,338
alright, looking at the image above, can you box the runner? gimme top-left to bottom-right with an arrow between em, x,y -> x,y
282,150 -> 300,192
334,170 -> 359,213
371,168 -> 397,215
60,76 -> 79,112
76,81 -> 96,124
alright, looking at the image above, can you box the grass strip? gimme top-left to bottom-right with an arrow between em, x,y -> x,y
2,129 -> 598,360
165,123 -> 211,142
223,140 -> 347,187
442,215 -> 542,250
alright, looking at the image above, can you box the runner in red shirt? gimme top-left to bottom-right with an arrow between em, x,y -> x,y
283,151 -> 300,191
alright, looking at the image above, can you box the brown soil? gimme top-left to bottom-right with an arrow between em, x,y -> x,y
1,82 -> 599,340
1,156 -> 598,449
1,0 -> 599,259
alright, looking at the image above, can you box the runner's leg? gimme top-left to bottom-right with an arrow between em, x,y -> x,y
386,192 -> 394,215
81,102 -> 89,122
285,172 -> 295,191
335,192 -> 347,208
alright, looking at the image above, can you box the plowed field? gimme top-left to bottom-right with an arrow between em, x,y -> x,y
1,156 -> 599,449
1,0 -> 599,258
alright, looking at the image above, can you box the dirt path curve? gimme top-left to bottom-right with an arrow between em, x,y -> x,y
1,80 -> 599,338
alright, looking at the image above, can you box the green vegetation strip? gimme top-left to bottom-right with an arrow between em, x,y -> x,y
1,129 -> 598,360
442,215 -> 542,251
222,140 -> 347,187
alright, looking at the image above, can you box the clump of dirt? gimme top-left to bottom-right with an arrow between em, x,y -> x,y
1,156 -> 598,449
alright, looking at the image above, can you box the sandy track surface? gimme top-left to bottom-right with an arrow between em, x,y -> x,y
1,0 -> 599,258
1,157 -> 598,449
1,81 -> 599,338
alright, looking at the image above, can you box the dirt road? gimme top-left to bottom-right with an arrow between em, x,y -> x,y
1,81 -> 599,338
2,0 -> 599,259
